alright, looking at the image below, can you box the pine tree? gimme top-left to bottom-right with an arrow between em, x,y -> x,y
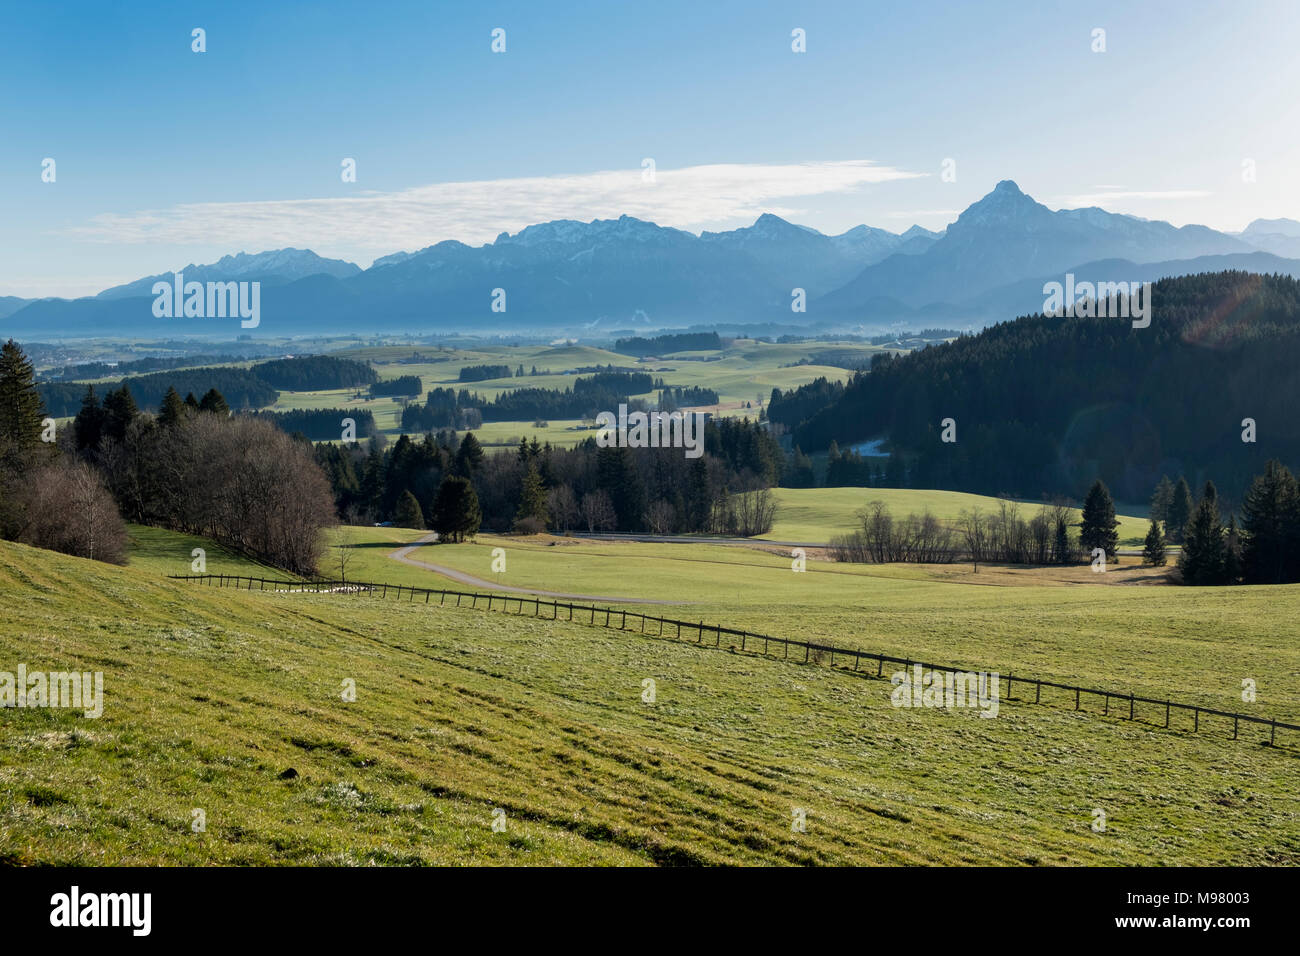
1079,479 -> 1119,558
1167,476 -> 1194,544
596,446 -> 644,532
359,444 -> 385,520
101,385 -> 139,442
73,385 -> 106,451
157,386 -> 186,426
1178,492 -> 1226,585
0,339 -> 45,448
454,432 -> 484,476
199,388 -> 230,415
1142,517 -> 1166,566
1150,475 -> 1174,525
1240,460 -> 1300,584
513,462 -> 549,532
1053,515 -> 1072,564
394,490 -> 426,530
430,475 -> 481,542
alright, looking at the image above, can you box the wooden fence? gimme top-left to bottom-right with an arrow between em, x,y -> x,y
168,573 -> 1300,747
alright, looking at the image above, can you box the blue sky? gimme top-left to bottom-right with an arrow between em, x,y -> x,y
3,0 -> 1298,296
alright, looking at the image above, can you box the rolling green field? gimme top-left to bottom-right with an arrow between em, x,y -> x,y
334,527 -> 1300,726
293,339 -> 867,444
761,487 -> 1151,546
4,535 -> 1299,866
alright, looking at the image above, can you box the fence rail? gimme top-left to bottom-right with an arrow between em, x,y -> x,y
168,573 -> 1300,748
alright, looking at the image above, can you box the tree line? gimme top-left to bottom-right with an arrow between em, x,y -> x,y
313,416 -> 782,540
1140,461 -> 1300,586
36,354 -> 381,416
1,340 -> 336,573
613,332 -> 722,356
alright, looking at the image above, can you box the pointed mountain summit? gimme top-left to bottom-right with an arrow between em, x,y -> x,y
820,180 -> 1252,311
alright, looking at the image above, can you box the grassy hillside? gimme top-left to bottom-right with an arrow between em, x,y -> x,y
126,524 -> 300,579
4,537 -> 1299,865
761,487 -> 1151,546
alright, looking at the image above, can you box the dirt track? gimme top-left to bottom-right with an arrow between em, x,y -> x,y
386,532 -> 690,605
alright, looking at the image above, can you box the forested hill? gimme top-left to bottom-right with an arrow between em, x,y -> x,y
787,270 -> 1300,502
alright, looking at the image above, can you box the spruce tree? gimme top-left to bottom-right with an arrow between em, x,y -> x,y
431,475 -> 481,542
1053,515 -> 1072,564
199,388 -> 230,415
73,385 -> 106,451
1079,479 -> 1119,558
514,462 -> 549,532
0,339 -> 45,448
1150,475 -> 1174,525
1167,476 -> 1194,544
102,385 -> 139,442
157,386 -> 186,426
453,432 -> 484,476
394,490 -> 426,530
1240,460 -> 1300,584
1178,492 -> 1226,585
1142,517 -> 1166,566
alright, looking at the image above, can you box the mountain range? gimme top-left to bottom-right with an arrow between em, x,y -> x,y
4,181 -> 1299,338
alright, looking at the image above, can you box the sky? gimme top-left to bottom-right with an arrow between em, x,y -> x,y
2,0 -> 1298,297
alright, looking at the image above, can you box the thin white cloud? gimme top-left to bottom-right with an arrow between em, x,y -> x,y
1054,189 -> 1213,208
63,161 -> 924,261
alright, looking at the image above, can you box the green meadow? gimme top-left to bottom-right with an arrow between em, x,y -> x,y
332,527 -> 1300,726
762,487 -> 1151,546
3,534 -> 1298,866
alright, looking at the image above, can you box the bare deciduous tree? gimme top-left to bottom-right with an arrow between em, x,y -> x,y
580,489 -> 617,533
